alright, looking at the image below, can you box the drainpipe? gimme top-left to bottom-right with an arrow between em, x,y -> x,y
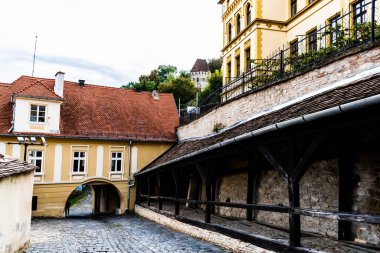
127,140 -> 132,212
8,98 -> 16,133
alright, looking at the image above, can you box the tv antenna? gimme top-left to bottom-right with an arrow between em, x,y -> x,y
32,35 -> 38,77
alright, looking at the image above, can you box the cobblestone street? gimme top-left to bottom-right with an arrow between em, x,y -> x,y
26,215 -> 230,253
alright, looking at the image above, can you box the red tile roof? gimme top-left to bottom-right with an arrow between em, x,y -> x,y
191,59 -> 209,73
0,154 -> 36,179
0,76 -> 179,142
13,80 -> 63,101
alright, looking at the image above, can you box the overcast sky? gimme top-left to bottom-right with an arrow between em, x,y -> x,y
0,0 -> 222,87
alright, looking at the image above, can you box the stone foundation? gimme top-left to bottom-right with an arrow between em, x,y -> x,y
134,205 -> 274,253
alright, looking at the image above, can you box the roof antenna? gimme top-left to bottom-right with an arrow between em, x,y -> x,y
32,35 -> 38,77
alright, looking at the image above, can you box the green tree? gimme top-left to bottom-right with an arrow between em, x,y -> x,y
208,58 -> 222,73
157,65 -> 177,84
199,70 -> 223,104
158,76 -> 197,107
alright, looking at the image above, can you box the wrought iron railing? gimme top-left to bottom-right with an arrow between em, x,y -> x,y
180,0 -> 380,125
222,0 -> 380,101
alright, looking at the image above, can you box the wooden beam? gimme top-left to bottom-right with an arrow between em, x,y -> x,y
209,201 -> 289,213
293,131 -> 328,182
171,169 -> 182,216
294,208 -> 380,224
257,146 -> 288,182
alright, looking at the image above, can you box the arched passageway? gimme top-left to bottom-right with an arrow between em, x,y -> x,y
65,181 -> 121,217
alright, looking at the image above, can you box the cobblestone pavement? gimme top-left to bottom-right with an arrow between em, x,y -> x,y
26,215 -> 230,253
69,190 -> 93,216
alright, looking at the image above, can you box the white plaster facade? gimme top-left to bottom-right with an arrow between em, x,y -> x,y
13,98 -> 62,134
0,168 -> 34,253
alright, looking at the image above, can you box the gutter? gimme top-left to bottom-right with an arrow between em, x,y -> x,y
136,93 -> 380,176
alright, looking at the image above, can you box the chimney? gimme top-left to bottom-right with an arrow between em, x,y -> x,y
152,90 -> 160,100
54,71 -> 65,97
79,80 -> 85,87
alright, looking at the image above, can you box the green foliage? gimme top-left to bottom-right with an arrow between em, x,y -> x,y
157,65 -> 177,84
158,76 -> 197,106
179,70 -> 191,78
247,20 -> 380,89
208,58 -> 223,73
199,70 -> 223,104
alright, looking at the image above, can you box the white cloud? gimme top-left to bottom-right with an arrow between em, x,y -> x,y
0,0 -> 222,87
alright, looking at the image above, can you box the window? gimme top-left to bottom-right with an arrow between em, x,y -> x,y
329,15 -> 340,44
226,61 -> 232,81
353,0 -> 366,26
307,28 -> 318,52
29,150 -> 43,174
30,105 -> 46,123
228,23 -> 232,42
245,47 -> 251,71
246,3 -> 251,25
72,151 -> 86,173
290,39 -> 299,56
111,152 -> 123,172
353,0 -> 366,39
235,55 -> 240,76
291,0 -> 297,17
236,14 -> 241,34
32,196 -> 38,211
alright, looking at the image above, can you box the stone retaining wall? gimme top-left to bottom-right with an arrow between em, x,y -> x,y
178,46 -> 380,140
135,205 -> 274,253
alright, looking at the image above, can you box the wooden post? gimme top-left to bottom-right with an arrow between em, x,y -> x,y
338,155 -> 354,240
196,162 -> 216,223
135,177 -> 141,205
157,175 -> 163,211
205,181 -> 212,223
211,178 -> 217,214
171,169 -> 181,216
247,169 -> 255,221
147,177 -> 151,206
288,181 -> 301,247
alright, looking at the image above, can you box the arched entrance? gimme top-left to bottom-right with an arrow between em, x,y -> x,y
65,180 -> 121,217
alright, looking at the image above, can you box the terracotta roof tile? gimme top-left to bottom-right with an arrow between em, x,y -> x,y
139,75 -> 380,174
13,80 -> 63,101
0,76 -> 179,142
0,154 -> 36,178
191,59 -> 209,73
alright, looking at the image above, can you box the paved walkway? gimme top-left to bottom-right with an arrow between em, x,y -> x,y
26,215 -> 230,253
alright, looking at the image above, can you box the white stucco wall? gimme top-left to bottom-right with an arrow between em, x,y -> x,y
191,72 -> 210,91
13,98 -> 61,134
0,171 -> 34,253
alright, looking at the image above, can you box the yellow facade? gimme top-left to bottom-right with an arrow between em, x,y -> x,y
0,136 -> 172,217
219,0 -> 354,83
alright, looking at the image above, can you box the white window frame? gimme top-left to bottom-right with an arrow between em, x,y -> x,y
30,104 -> 47,123
29,150 -> 44,175
110,151 -> 124,174
72,151 -> 86,174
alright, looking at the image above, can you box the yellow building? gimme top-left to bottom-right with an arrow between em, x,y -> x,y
0,73 -> 179,217
219,0 -> 367,84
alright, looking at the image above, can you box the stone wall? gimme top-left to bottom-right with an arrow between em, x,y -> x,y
216,173 -> 248,219
255,169 -> 289,228
300,160 -> 339,238
352,152 -> 380,245
178,46 -> 380,140
135,205 -> 274,253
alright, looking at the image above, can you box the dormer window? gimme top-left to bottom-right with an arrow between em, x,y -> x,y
30,105 -> 46,123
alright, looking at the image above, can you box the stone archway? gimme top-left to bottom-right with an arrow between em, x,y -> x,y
65,179 -> 122,217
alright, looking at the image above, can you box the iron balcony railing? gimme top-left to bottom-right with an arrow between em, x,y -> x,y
180,0 -> 380,125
